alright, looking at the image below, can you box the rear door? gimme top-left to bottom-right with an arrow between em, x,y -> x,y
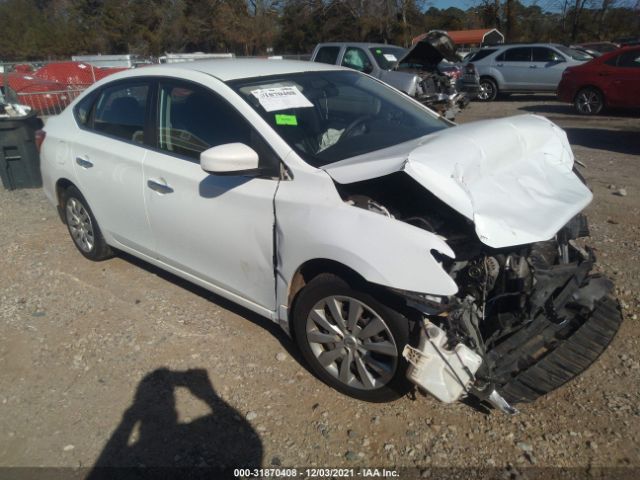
494,47 -> 533,90
71,79 -> 155,255
530,47 -> 567,90
142,78 -> 280,310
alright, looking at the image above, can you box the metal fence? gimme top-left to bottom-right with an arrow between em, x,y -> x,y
15,88 -> 85,116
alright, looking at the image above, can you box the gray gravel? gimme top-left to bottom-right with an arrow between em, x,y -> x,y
0,95 -> 638,472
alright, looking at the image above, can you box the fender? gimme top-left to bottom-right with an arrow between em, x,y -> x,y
274,169 -> 458,326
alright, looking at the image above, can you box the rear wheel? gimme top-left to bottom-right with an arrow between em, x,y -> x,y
292,274 -> 412,402
63,186 -> 113,261
478,78 -> 498,101
574,87 -> 604,115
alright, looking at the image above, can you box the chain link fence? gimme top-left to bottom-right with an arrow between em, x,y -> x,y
1,54 -> 313,117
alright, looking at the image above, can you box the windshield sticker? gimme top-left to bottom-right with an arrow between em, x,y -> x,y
383,54 -> 397,62
375,49 -> 382,54
275,114 -> 298,126
251,86 -> 313,112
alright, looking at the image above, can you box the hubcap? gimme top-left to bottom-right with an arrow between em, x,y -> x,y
577,90 -> 600,114
66,197 -> 95,253
305,296 -> 398,390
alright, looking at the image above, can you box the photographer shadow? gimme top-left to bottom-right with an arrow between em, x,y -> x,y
87,368 -> 262,479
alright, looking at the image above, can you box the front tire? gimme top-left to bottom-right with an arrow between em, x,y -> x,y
574,87 -> 604,115
478,77 -> 498,101
292,274 -> 412,402
63,186 -> 113,261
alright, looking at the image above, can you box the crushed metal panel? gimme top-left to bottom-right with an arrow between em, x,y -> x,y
274,169 -> 459,312
324,115 -> 592,249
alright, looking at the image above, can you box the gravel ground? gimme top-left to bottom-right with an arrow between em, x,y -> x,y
0,96 -> 638,478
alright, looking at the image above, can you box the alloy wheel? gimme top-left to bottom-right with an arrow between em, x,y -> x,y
305,295 -> 398,390
66,197 -> 95,253
576,89 -> 602,114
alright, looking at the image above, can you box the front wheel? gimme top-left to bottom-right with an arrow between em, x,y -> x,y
478,78 -> 498,101
292,274 -> 412,402
574,87 -> 604,115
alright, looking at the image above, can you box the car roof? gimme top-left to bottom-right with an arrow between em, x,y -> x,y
316,42 -> 404,49
135,58 -> 344,82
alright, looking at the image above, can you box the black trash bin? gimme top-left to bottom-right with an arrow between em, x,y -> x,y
0,112 -> 44,190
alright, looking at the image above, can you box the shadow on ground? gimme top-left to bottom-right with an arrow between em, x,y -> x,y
563,127 -> 640,155
117,251 -> 302,363
86,368 -> 262,478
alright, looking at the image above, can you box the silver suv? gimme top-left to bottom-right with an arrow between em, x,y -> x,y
467,43 -> 591,100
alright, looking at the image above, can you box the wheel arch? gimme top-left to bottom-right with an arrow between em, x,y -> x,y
285,258 -> 417,339
55,178 -> 77,223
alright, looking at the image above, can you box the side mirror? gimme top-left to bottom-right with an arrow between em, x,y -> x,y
200,143 -> 261,176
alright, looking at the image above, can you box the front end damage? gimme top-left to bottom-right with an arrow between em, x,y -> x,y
393,31 -> 476,120
327,115 -> 622,411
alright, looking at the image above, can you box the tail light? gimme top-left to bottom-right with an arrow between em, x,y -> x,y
35,130 -> 46,153
443,69 -> 462,80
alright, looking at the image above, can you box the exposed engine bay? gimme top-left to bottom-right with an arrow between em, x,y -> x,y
338,172 -> 621,412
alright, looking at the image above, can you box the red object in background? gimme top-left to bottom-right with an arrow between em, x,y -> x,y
13,64 -> 34,74
0,73 -> 69,111
32,61 -> 127,88
558,46 -> 640,115
1,61 -> 127,113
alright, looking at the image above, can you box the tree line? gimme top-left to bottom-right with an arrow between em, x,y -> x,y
0,0 -> 638,61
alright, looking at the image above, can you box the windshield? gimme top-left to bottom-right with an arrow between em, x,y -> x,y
228,71 -> 447,168
556,45 -> 593,61
369,47 -> 406,70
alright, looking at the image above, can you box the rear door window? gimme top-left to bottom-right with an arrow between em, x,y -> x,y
501,47 -> 532,62
314,46 -> 341,65
532,47 -> 563,62
93,82 -> 149,144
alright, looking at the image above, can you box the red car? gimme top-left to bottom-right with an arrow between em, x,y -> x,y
558,46 -> 640,115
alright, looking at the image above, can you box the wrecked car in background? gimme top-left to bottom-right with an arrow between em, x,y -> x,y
41,59 -> 621,412
311,32 -> 479,119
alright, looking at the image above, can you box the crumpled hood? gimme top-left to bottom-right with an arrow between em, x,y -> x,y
395,31 -> 459,68
324,114 -> 593,248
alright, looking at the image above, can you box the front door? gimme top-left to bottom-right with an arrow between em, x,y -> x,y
143,79 -> 280,310
530,47 -> 568,90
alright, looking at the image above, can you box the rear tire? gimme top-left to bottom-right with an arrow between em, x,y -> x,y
292,274 -> 412,402
62,186 -> 113,261
574,87 -> 604,115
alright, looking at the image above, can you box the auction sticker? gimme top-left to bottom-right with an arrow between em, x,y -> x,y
251,86 -> 313,112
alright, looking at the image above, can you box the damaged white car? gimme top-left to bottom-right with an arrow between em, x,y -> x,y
40,60 -> 622,412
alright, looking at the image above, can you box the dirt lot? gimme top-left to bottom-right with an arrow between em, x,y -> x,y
1,96 -> 638,478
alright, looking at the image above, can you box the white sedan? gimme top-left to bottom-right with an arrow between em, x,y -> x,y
41,59 -> 620,410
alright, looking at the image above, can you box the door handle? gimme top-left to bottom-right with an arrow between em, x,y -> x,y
529,65 -> 537,68
598,72 -> 610,76
147,179 -> 174,194
75,156 -> 93,169
496,63 -> 503,67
